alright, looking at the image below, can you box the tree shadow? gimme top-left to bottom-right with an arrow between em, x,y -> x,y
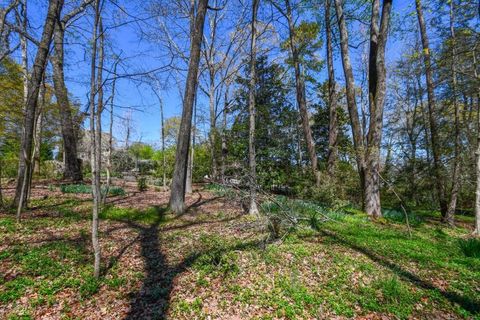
124,206 -> 252,319
316,229 -> 480,315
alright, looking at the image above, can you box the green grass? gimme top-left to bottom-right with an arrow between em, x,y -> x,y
59,184 -> 125,196
2,190 -> 480,319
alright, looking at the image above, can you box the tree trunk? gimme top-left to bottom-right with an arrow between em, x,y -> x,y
221,86 -> 229,183
169,0 -> 208,214
415,0 -> 447,217
33,79 -> 45,176
445,1 -> 460,226
476,94 -> 480,236
103,61 -> 117,204
364,0 -> 392,218
89,1 -> 101,279
208,77 -> 218,180
248,0 -> 260,215
334,0 -> 366,203
52,19 -> 82,182
284,0 -> 319,186
14,0 -> 63,214
325,0 -> 338,176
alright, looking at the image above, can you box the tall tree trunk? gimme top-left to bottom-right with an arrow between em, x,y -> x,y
415,0 -> 447,217
186,95 -> 197,195
14,0 -> 63,215
170,0 -> 208,214
476,94 -> 480,236
89,0 -> 101,279
334,0 -> 366,204
208,76 -> 218,180
364,0 -> 392,218
103,60 -> 117,204
33,79 -> 45,176
325,0 -> 338,176
248,0 -> 260,215
284,0 -> 319,186
445,1 -> 460,226
221,85 -> 229,183
154,89 -> 166,189
52,19 -> 82,182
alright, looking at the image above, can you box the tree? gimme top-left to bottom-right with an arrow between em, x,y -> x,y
273,0 -> 321,186
51,0 -> 93,182
14,0 -> 64,218
334,0 -> 392,217
325,0 -> 338,175
169,0 -> 209,214
415,0 -> 447,218
247,0 -> 260,214
89,0 -> 102,279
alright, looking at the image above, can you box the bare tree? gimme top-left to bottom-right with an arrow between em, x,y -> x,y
89,0 -> 102,279
170,0 -> 209,214
51,0 -> 94,182
325,0 -> 337,176
415,0 -> 447,217
248,0 -> 260,215
445,0 -> 461,226
14,0 -> 64,219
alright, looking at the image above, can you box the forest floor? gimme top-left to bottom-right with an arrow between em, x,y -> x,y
0,182 -> 479,320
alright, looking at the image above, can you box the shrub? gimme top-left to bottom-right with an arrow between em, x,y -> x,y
60,184 -> 125,196
137,177 -> 147,192
459,238 -> 480,258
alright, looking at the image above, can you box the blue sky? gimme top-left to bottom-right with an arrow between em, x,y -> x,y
13,0 -> 415,149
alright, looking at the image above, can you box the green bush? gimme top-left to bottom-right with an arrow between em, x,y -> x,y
459,238 -> 480,258
137,177 -> 147,192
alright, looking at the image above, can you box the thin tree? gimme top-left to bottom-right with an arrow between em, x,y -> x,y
325,0 -> 338,176
272,0 -> 320,186
89,0 -> 101,279
103,59 -> 118,204
415,0 -> 447,217
248,0 -> 260,215
169,0 -> 209,214
14,0 -> 64,218
445,0 -> 461,226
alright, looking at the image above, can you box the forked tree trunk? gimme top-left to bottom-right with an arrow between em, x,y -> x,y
325,0 -> 338,176
283,0 -> 319,186
14,0 -> 63,215
415,0 -> 447,217
33,80 -> 46,176
52,19 -> 82,182
170,0 -> 208,214
248,0 -> 260,215
364,0 -> 392,218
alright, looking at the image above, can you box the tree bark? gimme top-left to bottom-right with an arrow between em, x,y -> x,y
334,0 -> 366,202
284,0 -> 319,186
33,79 -> 45,176
248,0 -> 260,215
52,18 -> 82,182
89,1 -> 101,279
364,0 -> 392,218
169,0 -> 208,214
445,1 -> 460,226
14,0 -> 63,213
415,0 -> 447,217
325,0 -> 338,176
221,85 -> 229,182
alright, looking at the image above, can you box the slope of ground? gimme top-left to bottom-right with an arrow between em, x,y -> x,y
0,183 -> 479,319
